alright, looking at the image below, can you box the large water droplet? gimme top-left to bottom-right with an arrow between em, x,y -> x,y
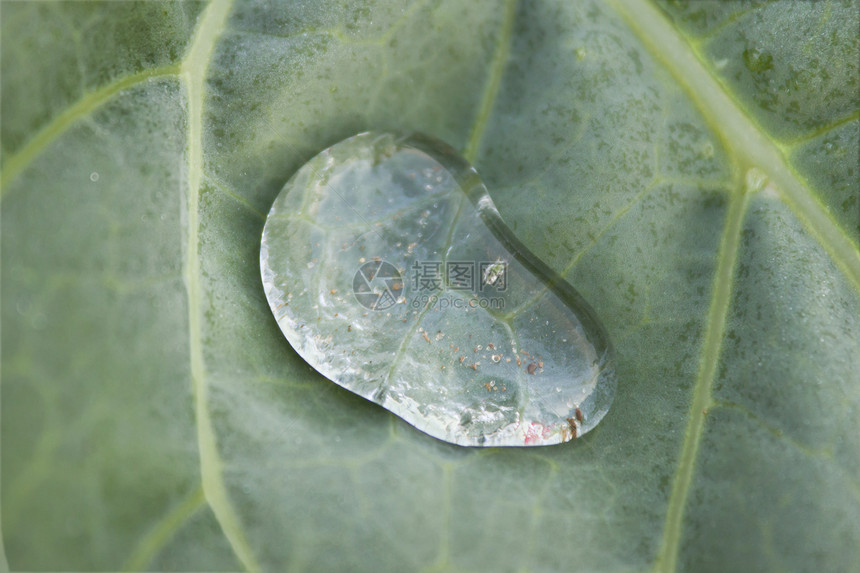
260,132 -> 616,446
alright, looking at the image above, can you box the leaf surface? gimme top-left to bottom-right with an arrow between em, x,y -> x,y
2,0 -> 858,571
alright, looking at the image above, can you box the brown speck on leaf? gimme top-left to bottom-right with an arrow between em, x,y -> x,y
527,363 -> 537,375
422,332 -> 431,344
566,417 -> 578,438
575,407 -> 583,422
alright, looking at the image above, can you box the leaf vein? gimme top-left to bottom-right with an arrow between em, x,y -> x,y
652,189 -> 750,573
609,0 -> 860,293
181,1 -> 262,572
463,0 -> 518,164
121,486 -> 206,571
0,65 -> 180,195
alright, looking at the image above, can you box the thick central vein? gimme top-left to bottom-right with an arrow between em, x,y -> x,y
181,1 -> 261,572
607,0 -> 860,292
604,0 -> 859,570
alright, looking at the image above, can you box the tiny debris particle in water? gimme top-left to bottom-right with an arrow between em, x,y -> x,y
575,407 -> 583,422
459,356 -> 466,363
516,356 -> 522,367
487,343 -> 495,350
347,325 -> 352,331
527,363 -> 538,375
422,332 -> 431,344
491,354 -> 501,363
468,363 -> 478,371
566,417 -> 578,438
330,289 -> 337,295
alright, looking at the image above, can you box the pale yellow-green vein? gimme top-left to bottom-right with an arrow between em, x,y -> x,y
421,462 -> 453,573
652,186 -> 750,573
463,0 -> 518,164
0,64 -> 179,196
609,0 -> 860,293
181,1 -> 261,572
780,111 -> 859,148
121,486 -> 206,571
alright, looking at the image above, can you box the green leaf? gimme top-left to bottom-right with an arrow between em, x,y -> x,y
2,0 -> 858,571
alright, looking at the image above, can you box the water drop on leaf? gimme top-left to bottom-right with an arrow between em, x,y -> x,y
260,132 -> 616,446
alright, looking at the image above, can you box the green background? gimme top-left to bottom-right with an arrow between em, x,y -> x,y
2,0 -> 859,571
